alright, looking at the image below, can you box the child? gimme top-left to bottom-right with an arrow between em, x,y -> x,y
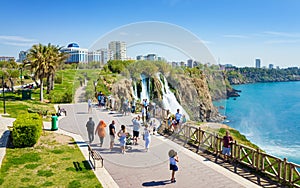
143,124 -> 151,152
168,149 -> 179,183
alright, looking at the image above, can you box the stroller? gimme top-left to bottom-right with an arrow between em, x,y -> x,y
126,133 -> 132,145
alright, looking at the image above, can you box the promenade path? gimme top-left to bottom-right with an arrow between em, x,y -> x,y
58,103 -> 260,188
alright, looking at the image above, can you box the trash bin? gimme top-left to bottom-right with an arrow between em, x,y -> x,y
51,115 -> 58,131
22,89 -> 32,100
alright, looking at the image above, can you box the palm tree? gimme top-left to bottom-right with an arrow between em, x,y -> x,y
45,44 -> 68,94
27,43 -> 68,101
27,44 -> 48,101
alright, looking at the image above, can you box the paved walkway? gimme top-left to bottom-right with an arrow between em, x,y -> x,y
58,103 -> 260,188
0,82 -> 261,187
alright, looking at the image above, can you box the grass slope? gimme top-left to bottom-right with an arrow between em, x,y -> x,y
0,131 -> 102,188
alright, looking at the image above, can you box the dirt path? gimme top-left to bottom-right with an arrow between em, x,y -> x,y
74,79 -> 87,104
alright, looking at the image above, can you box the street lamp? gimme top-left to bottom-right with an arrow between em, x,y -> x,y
2,75 -> 6,114
19,68 -> 23,86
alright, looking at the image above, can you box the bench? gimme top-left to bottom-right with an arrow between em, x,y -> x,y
57,106 -> 67,116
87,145 -> 103,170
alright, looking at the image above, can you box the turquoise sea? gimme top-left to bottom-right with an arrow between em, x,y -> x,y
216,82 -> 300,165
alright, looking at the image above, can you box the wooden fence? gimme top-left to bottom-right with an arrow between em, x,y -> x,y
162,122 -> 300,187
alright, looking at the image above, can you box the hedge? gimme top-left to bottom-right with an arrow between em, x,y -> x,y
12,113 -> 43,147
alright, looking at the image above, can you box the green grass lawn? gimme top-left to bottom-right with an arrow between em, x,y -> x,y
0,131 -> 102,188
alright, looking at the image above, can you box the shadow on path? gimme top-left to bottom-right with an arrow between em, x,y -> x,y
142,180 -> 172,187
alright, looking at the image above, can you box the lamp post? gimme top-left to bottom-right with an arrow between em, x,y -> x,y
2,75 -> 6,114
19,68 -> 23,86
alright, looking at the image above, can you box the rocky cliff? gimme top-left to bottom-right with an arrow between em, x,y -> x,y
111,71 -> 225,122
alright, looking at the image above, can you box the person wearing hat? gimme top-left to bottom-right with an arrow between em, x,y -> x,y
168,149 -> 179,183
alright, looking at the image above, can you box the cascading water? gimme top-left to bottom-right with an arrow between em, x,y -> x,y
157,73 -> 190,119
140,74 -> 150,101
132,80 -> 138,99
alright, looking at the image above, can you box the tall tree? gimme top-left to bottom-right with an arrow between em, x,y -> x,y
45,44 -> 68,94
27,43 -> 68,101
27,44 -> 48,101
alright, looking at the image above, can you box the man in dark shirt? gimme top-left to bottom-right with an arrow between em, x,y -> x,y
86,117 -> 95,143
222,130 -> 233,160
109,120 -> 116,150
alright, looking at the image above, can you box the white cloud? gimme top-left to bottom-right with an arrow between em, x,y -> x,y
264,39 -> 300,44
263,31 -> 300,38
223,34 -> 249,39
0,35 -> 35,42
0,35 -> 36,47
2,42 -> 36,47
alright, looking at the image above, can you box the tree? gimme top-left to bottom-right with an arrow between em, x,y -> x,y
45,44 -> 68,93
26,43 -> 67,101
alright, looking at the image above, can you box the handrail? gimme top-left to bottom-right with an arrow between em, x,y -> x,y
160,121 -> 300,187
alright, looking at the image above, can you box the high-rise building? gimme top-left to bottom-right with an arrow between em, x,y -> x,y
255,58 -> 261,68
187,59 -> 193,68
108,41 -> 126,60
18,51 -> 28,62
61,43 -> 88,64
97,48 -> 108,64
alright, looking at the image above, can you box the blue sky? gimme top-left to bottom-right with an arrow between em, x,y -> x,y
1,0 -> 300,67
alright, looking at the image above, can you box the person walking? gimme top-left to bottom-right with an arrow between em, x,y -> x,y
131,99 -> 136,113
222,130 -> 233,161
86,117 -> 95,143
109,120 -> 116,150
143,124 -> 151,152
168,149 -> 179,183
175,109 -> 182,125
95,120 -> 107,147
88,98 -> 92,114
117,125 -> 127,154
132,115 -> 142,145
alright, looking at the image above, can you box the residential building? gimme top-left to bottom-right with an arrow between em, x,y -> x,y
0,56 -> 15,62
136,53 -> 163,61
97,48 -> 108,64
269,64 -> 274,69
108,41 -> 126,60
255,58 -> 261,68
187,59 -> 193,68
88,51 -> 101,63
18,51 -> 28,62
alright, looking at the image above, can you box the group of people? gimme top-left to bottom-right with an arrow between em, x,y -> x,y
167,109 -> 187,132
85,116 -> 156,154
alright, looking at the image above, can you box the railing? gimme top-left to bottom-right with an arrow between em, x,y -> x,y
161,122 -> 300,187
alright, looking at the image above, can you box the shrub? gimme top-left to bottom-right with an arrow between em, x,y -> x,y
12,113 -> 43,147
55,75 -> 63,84
49,89 -> 73,103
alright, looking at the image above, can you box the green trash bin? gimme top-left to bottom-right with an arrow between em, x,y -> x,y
51,115 -> 58,130
22,89 -> 32,100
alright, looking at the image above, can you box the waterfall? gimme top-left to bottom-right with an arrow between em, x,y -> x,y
157,73 -> 190,119
132,80 -> 138,99
140,74 -> 150,101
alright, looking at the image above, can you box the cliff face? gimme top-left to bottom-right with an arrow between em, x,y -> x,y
167,73 -> 224,122
111,71 -> 225,122
111,79 -> 133,110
